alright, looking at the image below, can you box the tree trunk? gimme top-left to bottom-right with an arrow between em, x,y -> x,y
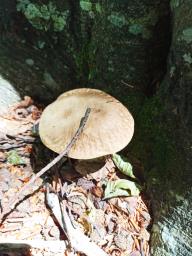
149,1 -> 192,255
0,0 -> 170,102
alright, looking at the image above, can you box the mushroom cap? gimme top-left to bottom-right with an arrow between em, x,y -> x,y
39,88 -> 134,159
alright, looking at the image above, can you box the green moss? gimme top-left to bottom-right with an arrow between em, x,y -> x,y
183,53 -> 192,65
145,100 -> 176,169
37,40 -> 46,49
80,1 -> 102,15
73,42 -> 92,83
119,92 -> 144,117
95,3 -> 102,13
181,27 -> 192,43
25,58 -> 34,66
137,98 -> 171,168
80,0 -> 92,11
140,9 -> 158,26
170,0 -> 180,9
121,94 -> 179,184
121,92 -> 175,172
129,24 -> 143,35
16,0 -> 30,11
120,92 -> 186,198
16,1 -> 69,32
128,9 -> 158,39
107,13 -> 127,28
169,66 -> 176,77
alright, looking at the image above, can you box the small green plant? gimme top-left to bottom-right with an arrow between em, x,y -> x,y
17,0 -> 69,32
7,150 -> 25,165
104,179 -> 141,199
112,154 -> 136,179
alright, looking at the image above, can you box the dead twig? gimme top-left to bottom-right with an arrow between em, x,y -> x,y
0,143 -> 27,150
61,201 -> 108,256
46,191 -> 108,256
2,108 -> 91,216
121,80 -> 134,88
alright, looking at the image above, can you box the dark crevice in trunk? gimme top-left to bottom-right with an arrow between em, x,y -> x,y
146,3 -> 172,97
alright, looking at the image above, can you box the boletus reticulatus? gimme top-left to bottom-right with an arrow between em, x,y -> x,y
39,88 -> 134,159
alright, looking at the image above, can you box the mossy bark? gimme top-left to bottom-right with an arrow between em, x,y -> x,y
0,0 -> 170,101
147,1 -> 192,255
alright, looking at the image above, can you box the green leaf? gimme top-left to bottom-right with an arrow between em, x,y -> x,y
104,179 -> 141,199
112,154 -> 136,179
7,150 -> 25,165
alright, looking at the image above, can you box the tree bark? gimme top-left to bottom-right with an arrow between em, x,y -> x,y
149,1 -> 192,255
0,0 -> 170,101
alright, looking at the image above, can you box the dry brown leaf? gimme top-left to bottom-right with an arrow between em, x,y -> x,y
91,186 -> 103,198
0,151 -> 6,162
12,96 -> 33,110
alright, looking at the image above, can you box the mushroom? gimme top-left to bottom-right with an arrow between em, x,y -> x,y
39,88 -> 134,159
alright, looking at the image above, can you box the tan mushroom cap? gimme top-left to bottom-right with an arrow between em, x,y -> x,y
39,88 -> 134,159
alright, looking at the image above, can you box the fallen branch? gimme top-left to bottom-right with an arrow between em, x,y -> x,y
0,143 -> 27,150
6,108 -> 91,212
62,203 -> 109,256
46,191 -> 108,256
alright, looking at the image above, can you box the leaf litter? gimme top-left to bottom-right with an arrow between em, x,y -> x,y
0,97 -> 152,256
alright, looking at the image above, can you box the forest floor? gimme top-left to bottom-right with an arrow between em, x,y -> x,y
0,97 -> 151,256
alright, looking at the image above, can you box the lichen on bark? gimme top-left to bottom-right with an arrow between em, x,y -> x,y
16,0 -> 69,31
